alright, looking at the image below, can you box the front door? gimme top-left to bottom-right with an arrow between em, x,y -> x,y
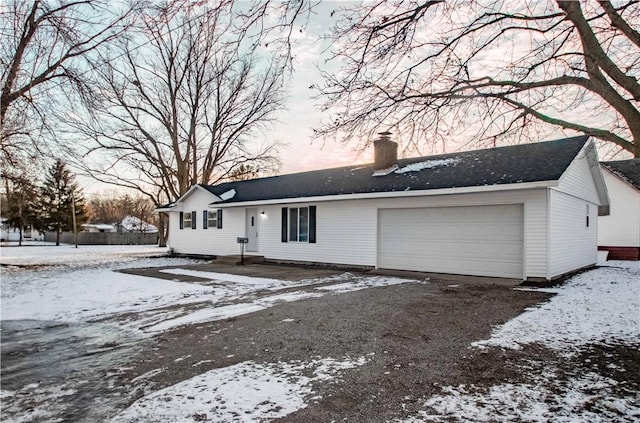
246,208 -> 258,252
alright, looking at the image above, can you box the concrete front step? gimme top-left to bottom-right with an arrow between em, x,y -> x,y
214,255 -> 265,265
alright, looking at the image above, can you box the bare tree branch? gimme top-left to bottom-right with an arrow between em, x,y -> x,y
316,0 -> 640,157
67,1 -> 286,210
1,0 -> 136,170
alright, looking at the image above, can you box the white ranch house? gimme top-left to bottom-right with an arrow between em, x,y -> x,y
158,135 -> 609,281
598,159 -> 640,260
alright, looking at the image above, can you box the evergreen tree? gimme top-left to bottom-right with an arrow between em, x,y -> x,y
40,160 -> 87,246
3,176 -> 41,246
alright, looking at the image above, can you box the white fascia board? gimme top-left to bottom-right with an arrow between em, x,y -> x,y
584,139 -> 610,208
156,206 -> 180,212
209,180 -> 558,208
177,185 -> 221,204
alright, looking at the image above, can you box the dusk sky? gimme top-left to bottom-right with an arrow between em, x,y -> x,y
78,1 -> 632,194
269,2 -> 374,175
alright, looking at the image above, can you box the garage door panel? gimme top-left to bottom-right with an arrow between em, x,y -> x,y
378,205 -> 524,278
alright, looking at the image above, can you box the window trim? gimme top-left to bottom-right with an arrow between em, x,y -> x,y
182,211 -> 196,229
281,206 -> 316,243
206,210 -> 217,229
183,211 -> 192,229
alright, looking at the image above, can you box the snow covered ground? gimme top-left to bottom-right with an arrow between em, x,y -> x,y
473,263 -> 639,352
2,245 -> 638,422
1,259 -> 415,334
0,243 -> 167,266
111,356 -> 370,423
399,260 -> 640,422
1,245 -> 421,422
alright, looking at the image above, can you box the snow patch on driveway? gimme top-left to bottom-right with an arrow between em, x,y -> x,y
2,250 -> 422,335
111,356 -> 368,423
160,268 -> 289,287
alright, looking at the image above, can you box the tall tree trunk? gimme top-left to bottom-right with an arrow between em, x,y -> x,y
158,212 -> 168,247
56,229 -> 60,246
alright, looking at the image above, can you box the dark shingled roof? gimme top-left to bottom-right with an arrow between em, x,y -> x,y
199,135 -> 589,204
602,159 -> 640,190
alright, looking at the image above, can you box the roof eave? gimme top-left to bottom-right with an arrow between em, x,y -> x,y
601,164 -> 640,192
209,180 -> 559,208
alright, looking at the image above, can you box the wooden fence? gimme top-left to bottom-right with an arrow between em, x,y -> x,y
44,231 -> 158,245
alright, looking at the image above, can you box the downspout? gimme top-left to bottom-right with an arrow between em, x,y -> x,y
546,187 -> 552,280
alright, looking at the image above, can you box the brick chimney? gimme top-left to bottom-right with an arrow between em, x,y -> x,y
373,131 -> 398,171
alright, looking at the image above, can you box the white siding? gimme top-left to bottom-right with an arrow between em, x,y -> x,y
168,188 -> 245,256
549,189 -> 598,277
248,189 -> 549,278
557,147 -> 601,204
598,170 -> 640,247
257,201 -> 378,266
167,187 -> 550,278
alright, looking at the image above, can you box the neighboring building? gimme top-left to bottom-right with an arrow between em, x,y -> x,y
82,223 -> 117,233
598,159 -> 640,260
1,218 -> 21,242
1,218 -> 44,242
158,135 -> 609,281
121,215 -> 158,233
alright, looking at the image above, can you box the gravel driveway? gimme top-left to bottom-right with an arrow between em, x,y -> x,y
114,264 -> 551,422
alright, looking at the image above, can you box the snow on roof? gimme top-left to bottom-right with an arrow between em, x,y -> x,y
395,158 -> 460,174
82,224 -> 116,230
219,189 -> 236,201
121,216 -> 158,233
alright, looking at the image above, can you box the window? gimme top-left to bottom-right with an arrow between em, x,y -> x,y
207,210 -> 217,228
282,206 -> 316,243
182,212 -> 191,228
180,211 -> 197,229
203,209 -> 223,229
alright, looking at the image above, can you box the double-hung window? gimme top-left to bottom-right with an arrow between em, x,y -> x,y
281,206 -> 316,243
207,210 -> 217,228
202,209 -> 223,229
179,211 -> 197,229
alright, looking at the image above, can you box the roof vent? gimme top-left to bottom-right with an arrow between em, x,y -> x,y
373,131 -> 398,175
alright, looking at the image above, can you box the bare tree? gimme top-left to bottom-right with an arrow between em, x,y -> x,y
228,163 -> 262,181
86,193 -> 128,229
0,0 -> 135,169
127,195 -> 157,233
87,192 -> 157,232
315,1 -> 640,157
68,1 -> 289,245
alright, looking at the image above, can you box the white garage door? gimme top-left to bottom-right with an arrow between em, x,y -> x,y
378,204 -> 524,278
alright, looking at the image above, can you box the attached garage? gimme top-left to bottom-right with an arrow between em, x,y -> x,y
378,204 -> 524,278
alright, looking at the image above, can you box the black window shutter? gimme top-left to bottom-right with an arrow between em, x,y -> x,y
309,205 -> 316,243
179,212 -> 184,229
217,209 -> 223,229
281,207 -> 288,242
191,211 -> 197,229
203,210 -> 208,229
